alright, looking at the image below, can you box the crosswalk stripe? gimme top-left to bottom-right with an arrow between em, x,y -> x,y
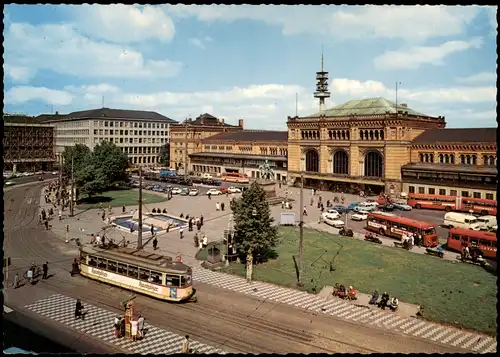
472,337 -> 493,352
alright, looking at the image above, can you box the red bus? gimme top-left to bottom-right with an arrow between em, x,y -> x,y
407,193 -> 497,216
447,227 -> 497,260
366,212 -> 439,247
221,172 -> 249,183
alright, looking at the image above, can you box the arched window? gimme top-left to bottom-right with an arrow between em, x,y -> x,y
364,151 -> 383,178
444,154 -> 449,164
429,153 -> 434,163
380,130 -> 384,140
419,153 -> 424,162
360,131 -> 364,140
305,150 -> 319,172
450,154 -> 455,164
439,154 -> 443,163
369,130 -> 374,140
472,155 -> 477,165
460,154 -> 465,164
424,153 -> 429,163
333,150 -> 349,175
466,155 -> 471,165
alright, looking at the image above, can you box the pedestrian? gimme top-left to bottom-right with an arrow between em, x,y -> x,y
71,258 -> 79,276
202,235 -> 208,248
188,219 -> 193,232
13,273 -> 19,289
101,212 -> 105,221
131,319 -> 138,342
138,315 -> 145,339
96,234 -> 101,246
58,209 -> 62,220
200,214 -> 204,226
179,228 -> 184,239
114,316 -> 120,337
221,202 -> 225,211
75,299 -> 84,320
303,206 -> 308,216
216,202 -> 220,211
150,224 -> 154,236
153,236 -> 158,250
42,261 -> 48,279
181,335 -> 190,353
122,205 -> 126,213
208,192 -> 211,200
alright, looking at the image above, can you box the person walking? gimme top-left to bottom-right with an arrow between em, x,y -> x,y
131,319 -> 138,342
181,335 -> 190,353
75,299 -> 84,320
150,225 -> 155,236
179,228 -> 184,239
13,272 -> 19,289
153,236 -> 158,250
138,315 -> 145,339
216,202 -> 220,211
221,202 -> 225,211
122,205 -> 126,213
42,261 -> 48,279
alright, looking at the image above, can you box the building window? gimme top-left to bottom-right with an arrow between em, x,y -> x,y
486,193 -> 494,200
364,151 -> 383,178
439,189 -> 446,196
305,150 -> 319,172
418,187 -> 425,194
428,188 -> 435,195
450,190 -> 457,196
461,191 -> 469,197
333,150 -> 349,175
408,186 -> 415,193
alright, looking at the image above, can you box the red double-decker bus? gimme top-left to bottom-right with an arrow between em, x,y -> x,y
365,212 -> 439,247
407,193 -> 497,216
447,227 -> 497,260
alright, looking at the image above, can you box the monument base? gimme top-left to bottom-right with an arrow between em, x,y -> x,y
255,179 -> 277,199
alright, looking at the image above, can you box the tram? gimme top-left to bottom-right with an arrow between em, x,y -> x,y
78,245 -> 197,302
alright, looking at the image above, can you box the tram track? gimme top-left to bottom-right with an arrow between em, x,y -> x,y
4,184 -> 465,355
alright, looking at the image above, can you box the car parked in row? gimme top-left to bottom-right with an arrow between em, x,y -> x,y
393,202 -> 412,211
188,188 -> 199,196
351,212 -> 369,221
227,186 -> 242,194
206,188 -> 222,196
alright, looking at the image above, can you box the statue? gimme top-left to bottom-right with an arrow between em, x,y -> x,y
258,160 -> 275,181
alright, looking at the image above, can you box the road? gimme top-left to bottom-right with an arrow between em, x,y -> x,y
2,182 -> 472,354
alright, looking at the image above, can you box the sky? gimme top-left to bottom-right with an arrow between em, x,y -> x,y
3,5 -> 498,129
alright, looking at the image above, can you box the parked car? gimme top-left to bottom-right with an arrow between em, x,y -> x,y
332,205 -> 348,214
180,188 -> 189,196
188,188 -> 199,196
325,209 -> 340,219
393,202 -> 412,211
227,186 -> 242,193
171,187 -> 182,195
206,188 -> 222,196
219,187 -> 228,194
322,213 -> 345,228
351,212 -> 369,221
4,181 -> 15,186
347,202 -> 359,211
52,171 -> 58,175
378,204 -> 395,212
354,204 -> 377,213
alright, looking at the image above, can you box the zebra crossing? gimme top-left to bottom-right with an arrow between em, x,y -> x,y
192,267 -> 497,354
24,294 -> 225,354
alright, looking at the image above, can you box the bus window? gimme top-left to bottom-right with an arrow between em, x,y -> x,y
166,274 -> 180,286
452,234 -> 460,240
181,275 -> 192,286
128,265 -> 139,279
424,228 -> 436,235
151,271 -> 162,284
470,239 -> 479,248
117,263 -> 127,275
480,240 -> 491,247
89,256 -> 98,267
108,260 -> 117,273
138,268 -> 150,281
97,258 -> 107,269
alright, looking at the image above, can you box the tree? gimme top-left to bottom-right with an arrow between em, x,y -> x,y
158,143 -> 170,166
61,144 -> 91,177
230,182 -> 279,263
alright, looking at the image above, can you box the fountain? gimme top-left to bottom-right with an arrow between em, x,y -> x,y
111,212 -> 188,235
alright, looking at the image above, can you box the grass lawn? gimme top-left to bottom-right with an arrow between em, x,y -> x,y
76,189 -> 168,210
219,227 -> 497,335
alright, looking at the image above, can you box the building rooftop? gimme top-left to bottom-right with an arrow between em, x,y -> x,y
203,130 -> 288,143
177,113 -> 236,127
3,115 -> 45,125
36,108 -> 178,123
412,128 -> 497,144
190,152 -> 287,161
304,97 -> 433,118
402,163 -> 497,175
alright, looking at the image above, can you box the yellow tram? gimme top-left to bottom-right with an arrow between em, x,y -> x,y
78,245 -> 196,302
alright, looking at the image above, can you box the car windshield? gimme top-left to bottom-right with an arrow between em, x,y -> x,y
424,228 -> 436,235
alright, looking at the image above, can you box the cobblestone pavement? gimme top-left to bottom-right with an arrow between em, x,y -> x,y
23,294 -> 225,354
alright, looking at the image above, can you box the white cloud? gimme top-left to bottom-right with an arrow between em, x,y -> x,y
4,22 -> 183,80
167,5 -> 479,42
72,5 -> 175,44
374,38 -> 483,70
3,64 -> 36,83
4,86 -> 74,105
456,72 -> 496,84
188,38 -> 206,49
485,6 -> 497,36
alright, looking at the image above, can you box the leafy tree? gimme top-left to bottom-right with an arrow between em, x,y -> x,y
61,144 -> 91,177
158,143 -> 170,166
230,181 -> 279,263
91,141 -> 129,185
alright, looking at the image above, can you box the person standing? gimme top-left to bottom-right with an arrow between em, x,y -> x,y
150,225 -> 155,236
181,335 -> 190,353
153,236 -> 158,250
138,315 -> 145,339
216,202 -> 220,211
122,205 -> 126,213
221,202 -> 225,211
75,299 -> 84,319
179,228 -> 184,239
131,319 -> 138,342
13,273 -> 19,289
42,261 -> 48,279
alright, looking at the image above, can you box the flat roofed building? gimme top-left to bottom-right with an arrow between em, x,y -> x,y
287,97 -> 445,194
169,113 -> 244,173
3,114 -> 56,172
37,108 -> 177,167
190,130 -> 289,181
403,128 -> 497,200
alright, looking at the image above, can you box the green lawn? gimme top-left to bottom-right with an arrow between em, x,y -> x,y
76,189 -> 168,210
219,227 -> 497,335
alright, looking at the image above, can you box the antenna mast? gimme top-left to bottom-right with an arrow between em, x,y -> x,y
395,82 -> 401,118
102,96 -> 105,108
295,93 -> 298,117
313,47 -> 330,114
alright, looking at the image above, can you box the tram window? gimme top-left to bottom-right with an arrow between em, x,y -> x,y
139,268 -> 150,281
128,265 -> 139,279
181,275 -> 192,286
117,263 -> 127,275
150,271 -> 162,284
108,260 -> 117,272
97,258 -> 107,269
166,274 -> 180,287
89,256 -> 98,267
